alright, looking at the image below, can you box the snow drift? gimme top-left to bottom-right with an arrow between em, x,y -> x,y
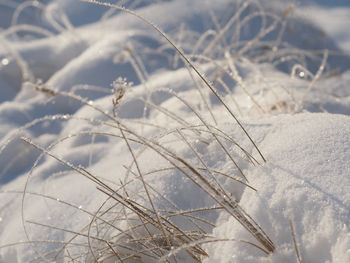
0,0 -> 349,262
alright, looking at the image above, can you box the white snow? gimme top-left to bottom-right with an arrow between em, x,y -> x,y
0,0 -> 349,262
208,113 -> 350,263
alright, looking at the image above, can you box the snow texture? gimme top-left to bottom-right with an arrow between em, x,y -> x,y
0,0 -> 349,262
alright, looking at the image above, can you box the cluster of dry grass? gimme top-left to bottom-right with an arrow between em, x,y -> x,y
0,0 -> 333,262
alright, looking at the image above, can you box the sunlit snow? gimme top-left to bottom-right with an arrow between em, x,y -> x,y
0,0 -> 349,262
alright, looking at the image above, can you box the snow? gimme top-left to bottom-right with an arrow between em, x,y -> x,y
208,113 -> 350,263
296,7 -> 350,54
0,0 -> 349,262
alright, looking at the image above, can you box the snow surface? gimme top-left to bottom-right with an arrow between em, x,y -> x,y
0,0 -> 349,262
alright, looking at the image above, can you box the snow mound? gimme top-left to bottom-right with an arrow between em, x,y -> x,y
208,113 -> 350,263
0,0 -> 349,262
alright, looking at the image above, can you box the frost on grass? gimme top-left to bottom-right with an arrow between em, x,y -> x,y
0,0 -> 349,262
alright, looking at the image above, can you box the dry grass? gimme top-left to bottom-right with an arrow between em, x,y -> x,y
0,0 -> 334,262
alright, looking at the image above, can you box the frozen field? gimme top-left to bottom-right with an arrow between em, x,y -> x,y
0,0 -> 349,262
